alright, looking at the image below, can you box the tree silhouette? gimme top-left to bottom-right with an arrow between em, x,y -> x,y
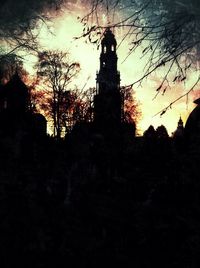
36,50 -> 82,138
55,87 -> 95,135
144,125 -> 156,139
121,86 -> 141,126
156,125 -> 169,139
0,0 -> 64,56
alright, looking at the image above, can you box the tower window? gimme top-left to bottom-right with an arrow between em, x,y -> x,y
104,46 -> 107,53
103,62 -> 106,67
111,45 -> 115,51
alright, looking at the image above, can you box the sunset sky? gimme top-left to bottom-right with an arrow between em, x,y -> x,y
22,0 -> 199,136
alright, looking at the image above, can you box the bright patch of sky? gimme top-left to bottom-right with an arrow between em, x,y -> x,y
22,1 -> 198,135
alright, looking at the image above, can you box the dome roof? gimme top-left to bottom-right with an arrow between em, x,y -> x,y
184,98 -> 200,141
194,98 -> 200,105
101,28 -> 117,46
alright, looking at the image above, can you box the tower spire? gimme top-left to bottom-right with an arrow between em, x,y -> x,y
178,116 -> 183,128
97,27 -> 120,94
94,28 -> 122,128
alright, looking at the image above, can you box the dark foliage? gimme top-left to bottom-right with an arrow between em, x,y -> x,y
0,130 -> 199,267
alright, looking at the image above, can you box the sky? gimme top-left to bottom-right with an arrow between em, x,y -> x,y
22,0 -> 199,136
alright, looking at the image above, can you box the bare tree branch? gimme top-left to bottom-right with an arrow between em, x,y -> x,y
80,0 -> 200,113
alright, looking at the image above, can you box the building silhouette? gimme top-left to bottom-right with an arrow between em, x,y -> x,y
67,28 -> 136,163
173,117 -> 184,138
0,72 -> 29,113
0,72 -> 46,138
184,98 -> 200,150
94,28 -> 122,133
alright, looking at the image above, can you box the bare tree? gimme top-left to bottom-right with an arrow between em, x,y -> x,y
121,86 -> 141,126
60,86 -> 96,134
0,0 -> 65,58
78,0 -> 200,114
36,50 -> 81,138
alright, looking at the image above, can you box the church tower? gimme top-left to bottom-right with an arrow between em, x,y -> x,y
94,28 -> 122,131
173,116 -> 184,137
178,117 -> 184,129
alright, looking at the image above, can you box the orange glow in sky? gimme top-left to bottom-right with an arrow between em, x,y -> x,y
23,2 -> 199,136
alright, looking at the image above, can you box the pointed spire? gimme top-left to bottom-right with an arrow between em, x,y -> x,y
178,116 -> 183,127
101,27 -> 117,54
